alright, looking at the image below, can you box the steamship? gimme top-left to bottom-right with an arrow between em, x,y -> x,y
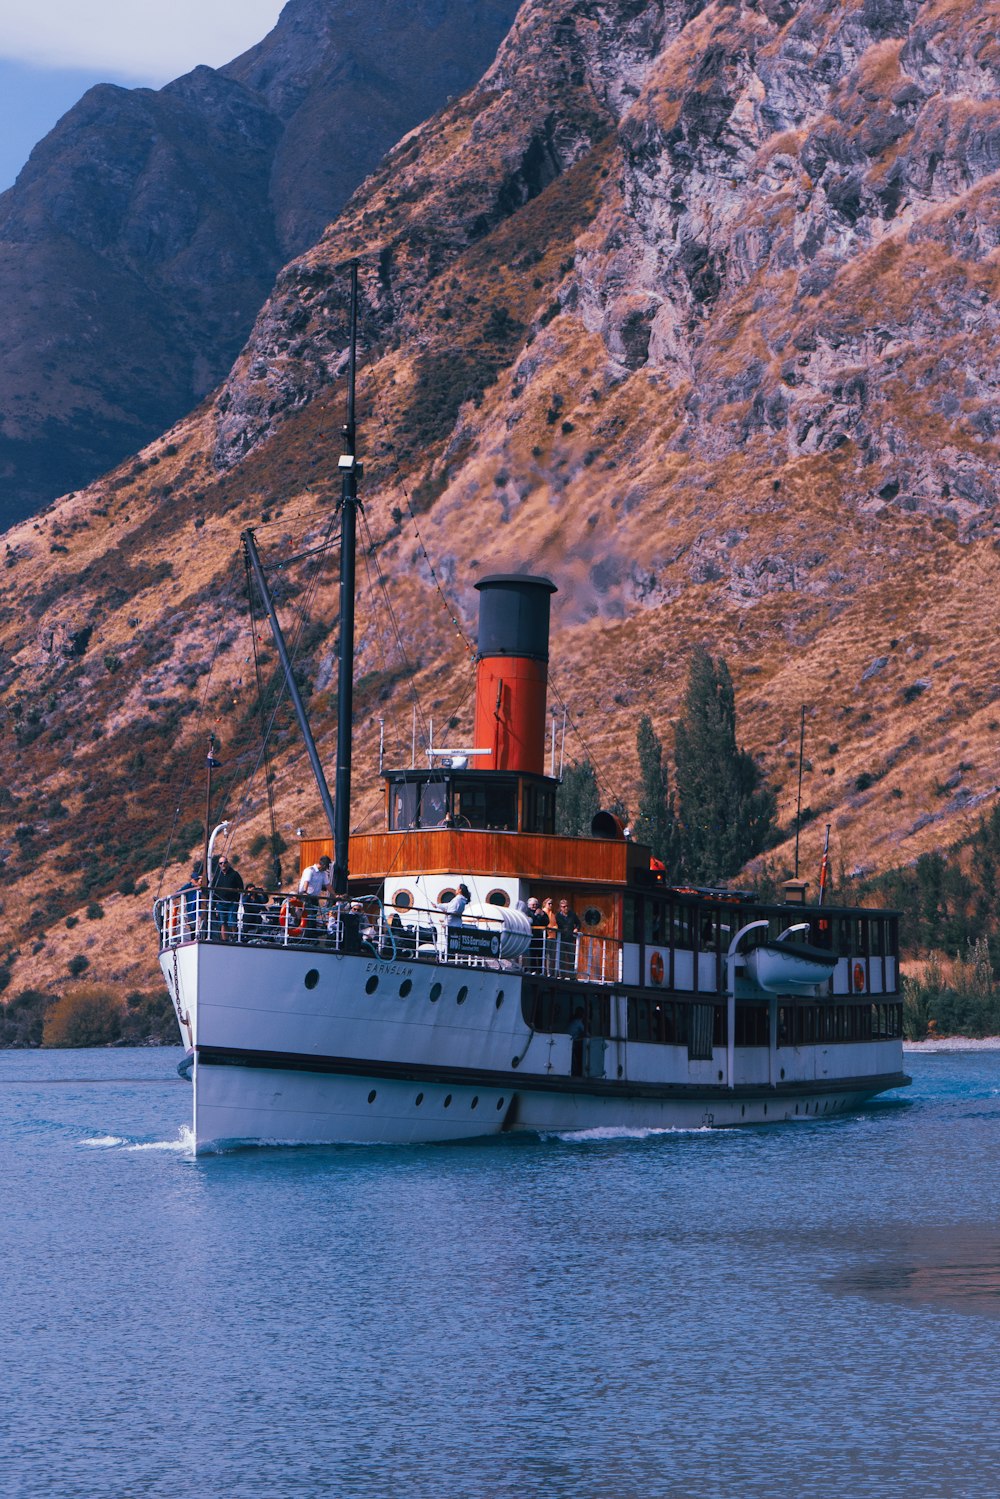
156,274 -> 909,1151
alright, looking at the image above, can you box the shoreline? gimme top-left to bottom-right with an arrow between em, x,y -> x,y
903,1037 -> 1000,1052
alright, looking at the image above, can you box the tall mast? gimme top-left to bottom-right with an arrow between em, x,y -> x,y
333,260 -> 361,896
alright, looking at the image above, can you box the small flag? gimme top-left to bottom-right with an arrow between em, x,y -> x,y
206,755 -> 222,768
817,824 -> 831,907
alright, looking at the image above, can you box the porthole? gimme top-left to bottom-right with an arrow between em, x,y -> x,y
437,887 -> 456,906
365,976 -> 379,995
393,889 -> 413,911
496,1097 -> 505,1110
583,907 -> 602,928
429,982 -> 442,1002
368,1090 -> 377,1104
444,1095 -> 452,1107
471,1096 -> 479,1109
495,990 -> 505,1009
399,979 -> 412,998
415,1093 -> 424,1106
718,1070 -> 724,1081
512,1057 -> 520,1068
764,1104 -> 768,1116
617,1064 -> 623,1078
741,1105 -> 746,1118
304,969 -> 319,990
780,1067 -> 786,1080
486,889 -> 509,907
456,985 -> 468,1005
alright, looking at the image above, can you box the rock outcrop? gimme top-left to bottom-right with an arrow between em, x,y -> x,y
0,0 -> 522,526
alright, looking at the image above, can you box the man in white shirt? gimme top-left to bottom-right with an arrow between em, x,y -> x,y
297,854 -> 331,937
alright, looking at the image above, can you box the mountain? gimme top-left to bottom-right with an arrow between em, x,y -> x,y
1,0 -> 998,1003
0,0 -> 523,527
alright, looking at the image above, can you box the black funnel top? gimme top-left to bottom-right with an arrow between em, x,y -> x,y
475,575 -> 557,661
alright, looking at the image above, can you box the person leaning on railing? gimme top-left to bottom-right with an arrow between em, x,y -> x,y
298,855 -> 332,936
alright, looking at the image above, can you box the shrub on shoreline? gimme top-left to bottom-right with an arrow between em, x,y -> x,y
903,940 -> 1000,1040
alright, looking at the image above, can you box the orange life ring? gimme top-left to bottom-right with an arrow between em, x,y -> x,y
650,951 -> 665,985
853,961 -> 866,993
280,897 -> 307,937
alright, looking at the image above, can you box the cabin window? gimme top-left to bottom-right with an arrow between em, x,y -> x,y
456,780 -> 517,830
522,783 -> 555,834
420,780 -> 449,827
626,998 -> 692,1047
583,907 -> 602,928
486,889 -> 509,907
391,783 -> 419,830
522,985 -> 609,1037
735,1004 -> 768,1047
869,919 -> 885,958
674,905 -> 696,948
437,887 -> 456,906
392,889 -> 413,911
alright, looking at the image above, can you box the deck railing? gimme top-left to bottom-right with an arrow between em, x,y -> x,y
154,890 -> 624,984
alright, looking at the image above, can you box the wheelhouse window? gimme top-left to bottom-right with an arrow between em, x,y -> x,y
420,780 -> 449,827
391,783 -> 419,830
455,779 -> 517,831
522,781 -> 556,834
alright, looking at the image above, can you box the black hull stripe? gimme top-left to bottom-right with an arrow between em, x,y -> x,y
196,1045 -> 910,1102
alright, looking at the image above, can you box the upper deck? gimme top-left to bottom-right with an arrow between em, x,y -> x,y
301,828 -> 647,887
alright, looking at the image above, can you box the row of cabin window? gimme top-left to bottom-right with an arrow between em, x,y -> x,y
622,899 -> 898,959
389,778 -> 556,834
524,990 -> 726,1049
778,1002 -> 903,1045
522,989 -> 903,1048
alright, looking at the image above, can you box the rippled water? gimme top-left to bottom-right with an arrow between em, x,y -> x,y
2,1048 -> 999,1498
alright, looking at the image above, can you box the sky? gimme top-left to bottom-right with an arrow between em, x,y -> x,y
0,2 -> 286,191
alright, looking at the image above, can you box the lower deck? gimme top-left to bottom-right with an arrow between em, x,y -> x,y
164,935 -> 909,1148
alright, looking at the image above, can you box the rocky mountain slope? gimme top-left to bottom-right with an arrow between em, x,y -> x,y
0,0 -> 522,527
1,0 -> 998,1002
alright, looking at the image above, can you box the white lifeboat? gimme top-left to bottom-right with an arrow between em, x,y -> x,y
744,938 -> 837,994
464,902 -> 532,959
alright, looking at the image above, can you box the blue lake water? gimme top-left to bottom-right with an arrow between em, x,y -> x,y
2,1047 -> 999,1498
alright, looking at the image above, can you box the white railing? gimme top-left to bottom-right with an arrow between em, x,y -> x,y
154,891 -> 624,983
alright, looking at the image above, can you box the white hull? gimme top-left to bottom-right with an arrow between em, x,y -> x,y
163,941 -> 907,1151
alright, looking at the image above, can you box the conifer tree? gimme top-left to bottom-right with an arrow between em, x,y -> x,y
673,646 -> 776,882
634,714 -> 679,871
556,759 -> 600,837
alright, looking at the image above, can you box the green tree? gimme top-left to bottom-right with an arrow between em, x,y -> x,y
673,646 -> 777,882
634,714 -> 679,871
557,759 -> 600,837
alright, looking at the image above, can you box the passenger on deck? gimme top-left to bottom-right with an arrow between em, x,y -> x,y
241,884 -> 268,942
442,884 -> 471,924
568,1006 -> 586,1077
527,897 -> 548,972
211,856 -> 244,942
541,897 -> 555,973
298,855 -> 332,937
556,898 -> 581,977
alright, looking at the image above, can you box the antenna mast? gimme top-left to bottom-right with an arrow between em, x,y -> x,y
333,261 -> 361,896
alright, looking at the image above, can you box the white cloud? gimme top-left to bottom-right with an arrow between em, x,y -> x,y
0,2 -> 287,82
